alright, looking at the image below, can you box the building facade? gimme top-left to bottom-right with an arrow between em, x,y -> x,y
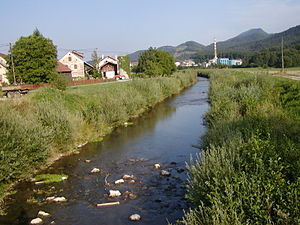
59,51 -> 93,80
0,53 -> 8,84
96,56 -> 119,79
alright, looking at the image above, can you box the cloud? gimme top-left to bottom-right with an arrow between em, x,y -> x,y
232,0 -> 300,32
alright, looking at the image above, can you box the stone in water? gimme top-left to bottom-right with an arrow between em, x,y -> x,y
109,190 -> 121,197
160,170 -> 170,176
91,168 -> 100,173
129,214 -> 141,221
38,210 -> 51,217
123,174 -> 134,179
114,179 -> 125,185
154,164 -> 161,169
30,218 -> 43,225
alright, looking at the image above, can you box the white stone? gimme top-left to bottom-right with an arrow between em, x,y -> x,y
30,218 -> 43,224
46,196 -> 67,202
109,190 -> 121,197
114,179 -> 125,185
85,159 -> 91,163
53,197 -> 67,202
160,170 -> 170,176
91,168 -> 100,173
123,174 -> 134,179
38,211 -> 51,217
61,176 -> 68,181
154,164 -> 161,169
129,214 -> 141,221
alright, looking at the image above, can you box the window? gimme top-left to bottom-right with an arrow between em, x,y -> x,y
68,57 -> 72,61
74,64 -> 77,69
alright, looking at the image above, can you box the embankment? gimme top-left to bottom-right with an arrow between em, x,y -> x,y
0,71 -> 197,206
182,70 -> 300,224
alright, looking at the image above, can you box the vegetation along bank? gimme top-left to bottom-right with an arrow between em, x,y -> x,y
182,70 -> 300,224
0,71 -> 197,207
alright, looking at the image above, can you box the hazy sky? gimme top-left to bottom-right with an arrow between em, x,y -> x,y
1,0 -> 300,58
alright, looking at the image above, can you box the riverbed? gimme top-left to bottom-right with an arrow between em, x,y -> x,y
0,78 -> 209,225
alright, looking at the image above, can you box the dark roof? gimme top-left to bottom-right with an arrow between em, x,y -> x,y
56,62 -> 72,72
71,51 -> 84,59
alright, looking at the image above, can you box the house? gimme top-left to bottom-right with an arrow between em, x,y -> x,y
0,53 -> 9,84
96,56 -> 119,79
56,62 -> 72,80
59,51 -> 94,80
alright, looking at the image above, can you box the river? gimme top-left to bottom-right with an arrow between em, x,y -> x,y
0,78 -> 209,225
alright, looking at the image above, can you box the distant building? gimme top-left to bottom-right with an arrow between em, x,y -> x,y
0,53 -> 8,84
205,38 -> 242,67
59,51 -> 94,80
130,62 -> 139,67
56,62 -> 72,80
217,58 -> 243,66
176,60 -> 197,67
96,56 -> 119,79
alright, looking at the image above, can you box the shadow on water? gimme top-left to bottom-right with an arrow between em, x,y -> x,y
0,78 -> 209,225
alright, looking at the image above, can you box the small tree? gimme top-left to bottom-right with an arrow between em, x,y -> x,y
6,29 -> 57,84
118,56 -> 131,75
91,50 -> 100,67
137,47 -> 176,76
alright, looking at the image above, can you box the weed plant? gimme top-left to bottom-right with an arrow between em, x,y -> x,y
182,70 -> 300,224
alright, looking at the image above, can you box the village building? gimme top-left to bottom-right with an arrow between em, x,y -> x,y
56,62 -> 72,80
96,56 -> 119,79
59,51 -> 93,80
0,53 -> 9,84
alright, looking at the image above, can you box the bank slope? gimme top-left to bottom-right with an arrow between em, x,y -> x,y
0,71 -> 197,209
182,70 -> 300,225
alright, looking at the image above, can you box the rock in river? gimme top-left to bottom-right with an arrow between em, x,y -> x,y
114,179 -> 125,185
109,190 -> 121,197
129,214 -> 141,221
30,218 -> 43,225
160,170 -> 171,176
91,168 -> 100,173
38,210 -> 51,217
154,164 -> 161,169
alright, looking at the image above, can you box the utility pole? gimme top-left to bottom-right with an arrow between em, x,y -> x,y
9,43 -> 17,85
281,37 -> 284,73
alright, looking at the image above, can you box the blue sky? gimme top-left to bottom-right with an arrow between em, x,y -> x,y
1,0 -> 300,58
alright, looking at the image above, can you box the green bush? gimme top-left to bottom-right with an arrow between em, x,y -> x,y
182,70 -> 300,225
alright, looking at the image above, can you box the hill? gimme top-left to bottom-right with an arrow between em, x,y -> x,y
128,25 -> 300,61
128,41 -> 205,62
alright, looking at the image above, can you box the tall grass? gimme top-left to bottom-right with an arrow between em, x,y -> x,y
0,71 -> 197,204
182,70 -> 300,224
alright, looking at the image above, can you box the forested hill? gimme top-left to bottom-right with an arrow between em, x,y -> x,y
128,25 -> 300,61
128,41 -> 205,61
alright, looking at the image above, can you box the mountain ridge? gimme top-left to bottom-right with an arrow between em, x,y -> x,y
128,25 -> 300,61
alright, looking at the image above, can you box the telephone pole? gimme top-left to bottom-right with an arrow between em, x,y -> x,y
9,43 -> 17,85
281,37 -> 284,73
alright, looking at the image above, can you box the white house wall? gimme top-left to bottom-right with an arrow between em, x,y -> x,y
0,56 -> 8,84
59,52 -> 85,79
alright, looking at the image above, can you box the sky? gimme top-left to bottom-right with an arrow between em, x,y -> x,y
1,0 -> 300,59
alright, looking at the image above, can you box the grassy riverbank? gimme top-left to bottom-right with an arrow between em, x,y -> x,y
182,70 -> 300,224
0,71 -> 197,209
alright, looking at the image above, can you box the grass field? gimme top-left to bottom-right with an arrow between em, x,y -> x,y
0,71 -> 197,211
182,70 -> 300,225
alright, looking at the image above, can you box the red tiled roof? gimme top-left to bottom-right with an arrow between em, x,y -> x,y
0,53 -> 6,58
56,62 -> 72,72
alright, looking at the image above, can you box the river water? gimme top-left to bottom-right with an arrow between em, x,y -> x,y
0,78 -> 209,225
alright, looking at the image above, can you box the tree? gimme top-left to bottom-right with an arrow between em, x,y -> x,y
137,47 -> 176,76
6,29 -> 57,84
118,56 -> 131,75
91,50 -> 100,67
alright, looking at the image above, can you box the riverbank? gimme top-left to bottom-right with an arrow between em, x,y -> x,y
182,70 -> 300,224
0,71 -> 197,212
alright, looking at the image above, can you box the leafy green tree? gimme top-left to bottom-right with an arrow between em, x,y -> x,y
137,47 -> 176,76
118,56 -> 131,75
6,29 -> 57,84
